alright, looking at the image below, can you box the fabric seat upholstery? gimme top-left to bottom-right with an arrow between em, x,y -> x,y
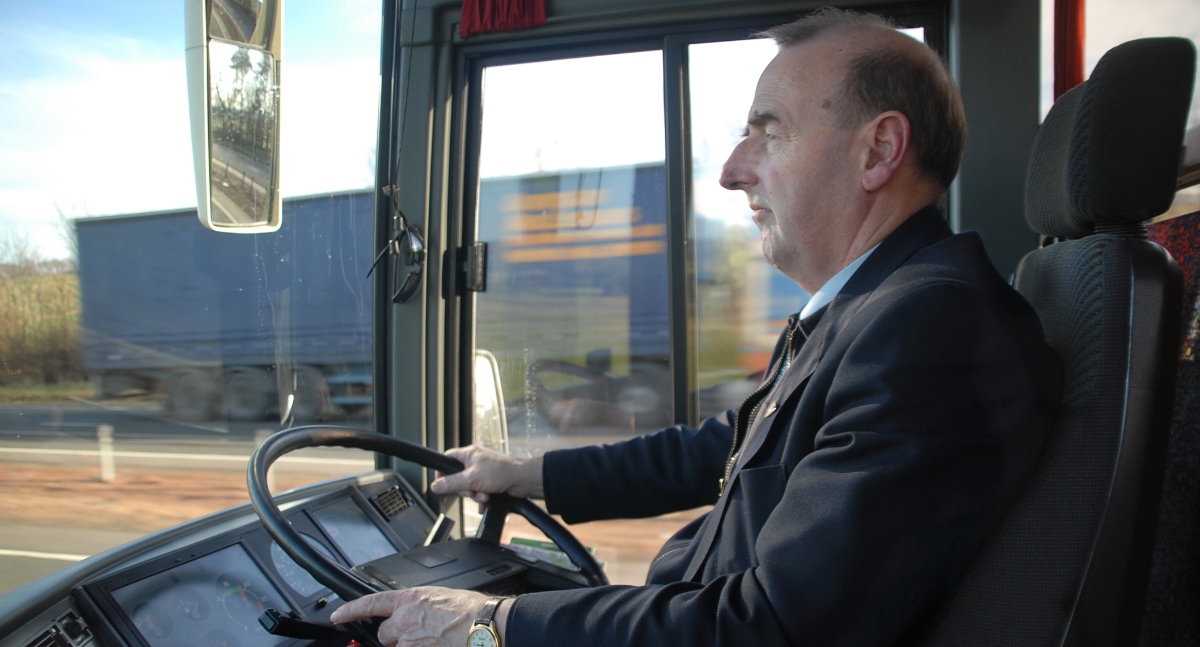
914,37 -> 1195,646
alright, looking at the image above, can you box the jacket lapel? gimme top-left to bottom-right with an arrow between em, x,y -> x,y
734,307 -> 828,469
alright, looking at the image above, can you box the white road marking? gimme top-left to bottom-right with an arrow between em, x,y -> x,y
0,446 -> 372,467
0,548 -> 89,562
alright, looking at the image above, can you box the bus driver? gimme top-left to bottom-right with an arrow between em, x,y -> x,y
332,8 -> 1061,646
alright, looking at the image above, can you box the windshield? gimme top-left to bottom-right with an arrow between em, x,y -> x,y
0,0 -> 382,595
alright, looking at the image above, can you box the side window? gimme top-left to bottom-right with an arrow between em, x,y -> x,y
473,51 -> 672,455
472,51 -> 679,584
688,38 -> 802,419
469,42 -> 784,585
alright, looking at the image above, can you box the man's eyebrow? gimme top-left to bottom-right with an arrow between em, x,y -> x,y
740,111 -> 780,137
747,111 -> 780,128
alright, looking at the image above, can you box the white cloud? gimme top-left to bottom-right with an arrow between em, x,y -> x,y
0,15 -> 383,259
0,23 -> 195,258
477,52 -> 667,178
281,63 -> 380,196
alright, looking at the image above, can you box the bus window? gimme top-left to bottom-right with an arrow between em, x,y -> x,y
474,51 -> 671,447
689,38 -> 797,420
1040,0 -> 1200,123
472,50 -> 682,585
468,37 -> 818,586
0,1 -> 381,595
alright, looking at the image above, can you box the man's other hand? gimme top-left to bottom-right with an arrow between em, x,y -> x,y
430,445 -> 544,506
330,587 -> 501,647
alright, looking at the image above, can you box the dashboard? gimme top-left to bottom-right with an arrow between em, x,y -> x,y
0,470 -> 549,647
81,474 -> 424,647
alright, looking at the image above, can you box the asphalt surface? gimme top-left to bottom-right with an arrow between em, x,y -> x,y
0,400 -> 374,595
0,401 -> 664,595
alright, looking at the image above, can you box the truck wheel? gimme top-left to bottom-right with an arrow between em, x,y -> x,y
165,369 -> 216,422
285,365 -> 327,422
220,366 -> 271,421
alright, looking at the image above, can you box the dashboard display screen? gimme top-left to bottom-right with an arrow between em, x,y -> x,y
311,498 -> 398,566
111,544 -> 292,647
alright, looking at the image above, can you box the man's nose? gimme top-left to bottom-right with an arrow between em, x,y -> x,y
719,140 -> 754,191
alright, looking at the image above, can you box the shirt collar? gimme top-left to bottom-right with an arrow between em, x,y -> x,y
799,244 -> 880,319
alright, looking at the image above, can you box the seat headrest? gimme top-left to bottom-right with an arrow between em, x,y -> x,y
1026,37 -> 1196,239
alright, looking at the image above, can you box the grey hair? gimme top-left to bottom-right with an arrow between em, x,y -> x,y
759,8 -> 967,189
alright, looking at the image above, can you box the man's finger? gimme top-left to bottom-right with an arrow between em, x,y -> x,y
430,473 -> 466,494
329,591 -> 405,623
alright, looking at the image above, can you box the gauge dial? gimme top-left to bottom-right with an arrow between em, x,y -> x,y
132,603 -> 173,640
205,628 -> 242,647
215,572 -> 272,631
270,534 -> 336,597
172,586 -> 210,621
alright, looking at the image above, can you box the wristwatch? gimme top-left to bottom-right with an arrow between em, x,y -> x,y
467,597 -> 503,647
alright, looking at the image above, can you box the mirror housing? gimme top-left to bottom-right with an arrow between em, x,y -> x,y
186,0 -> 284,233
473,350 -> 509,454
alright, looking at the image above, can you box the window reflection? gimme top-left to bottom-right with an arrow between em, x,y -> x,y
474,51 -> 671,454
688,39 -> 809,418
209,41 -> 278,227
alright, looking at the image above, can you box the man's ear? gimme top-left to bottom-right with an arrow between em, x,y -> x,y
861,111 -> 910,192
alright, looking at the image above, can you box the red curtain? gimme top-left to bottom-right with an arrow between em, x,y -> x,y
460,0 -> 547,39
1054,0 -> 1086,99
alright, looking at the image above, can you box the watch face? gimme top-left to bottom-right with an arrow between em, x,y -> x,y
468,626 -> 497,647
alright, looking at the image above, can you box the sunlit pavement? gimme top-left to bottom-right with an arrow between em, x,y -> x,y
0,524 -> 143,596
0,401 -> 707,595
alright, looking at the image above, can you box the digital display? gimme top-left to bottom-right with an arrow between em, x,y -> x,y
311,498 -> 398,566
111,544 -> 292,647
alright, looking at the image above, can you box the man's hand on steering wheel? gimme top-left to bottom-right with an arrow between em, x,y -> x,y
431,445 -> 545,508
248,426 -> 607,605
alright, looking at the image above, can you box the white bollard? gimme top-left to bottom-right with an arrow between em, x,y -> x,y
254,429 -> 276,491
97,425 -> 116,482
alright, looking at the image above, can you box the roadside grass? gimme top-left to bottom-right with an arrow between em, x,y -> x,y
0,382 -> 92,403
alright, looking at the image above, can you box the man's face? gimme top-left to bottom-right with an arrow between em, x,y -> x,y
719,38 -> 863,292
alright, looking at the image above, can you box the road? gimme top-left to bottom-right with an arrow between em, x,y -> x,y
0,400 -> 691,595
0,400 -> 326,442
0,400 -> 374,595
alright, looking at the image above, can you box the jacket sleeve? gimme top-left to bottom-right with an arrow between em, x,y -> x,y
506,280 -> 1059,646
541,408 -> 735,522
540,321 -> 793,523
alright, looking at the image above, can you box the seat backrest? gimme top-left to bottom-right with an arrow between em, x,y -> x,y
915,37 -> 1195,646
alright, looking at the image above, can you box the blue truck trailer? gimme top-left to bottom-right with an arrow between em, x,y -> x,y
76,165 -> 796,425
75,190 -> 376,421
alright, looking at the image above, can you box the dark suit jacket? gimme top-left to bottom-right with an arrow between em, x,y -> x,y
507,206 -> 1062,646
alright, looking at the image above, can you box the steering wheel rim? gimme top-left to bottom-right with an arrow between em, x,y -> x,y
247,426 -> 607,601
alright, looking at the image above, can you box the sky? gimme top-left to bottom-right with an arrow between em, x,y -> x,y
0,0 -> 382,259
1,0 -> 1198,261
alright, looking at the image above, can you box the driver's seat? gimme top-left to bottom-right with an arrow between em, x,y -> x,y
915,37 -> 1195,646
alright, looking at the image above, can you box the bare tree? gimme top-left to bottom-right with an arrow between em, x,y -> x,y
54,205 -> 80,271
0,227 -> 40,277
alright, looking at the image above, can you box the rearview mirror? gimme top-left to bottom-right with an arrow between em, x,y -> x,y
185,0 -> 284,233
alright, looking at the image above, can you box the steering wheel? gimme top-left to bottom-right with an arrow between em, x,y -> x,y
247,426 -> 608,603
